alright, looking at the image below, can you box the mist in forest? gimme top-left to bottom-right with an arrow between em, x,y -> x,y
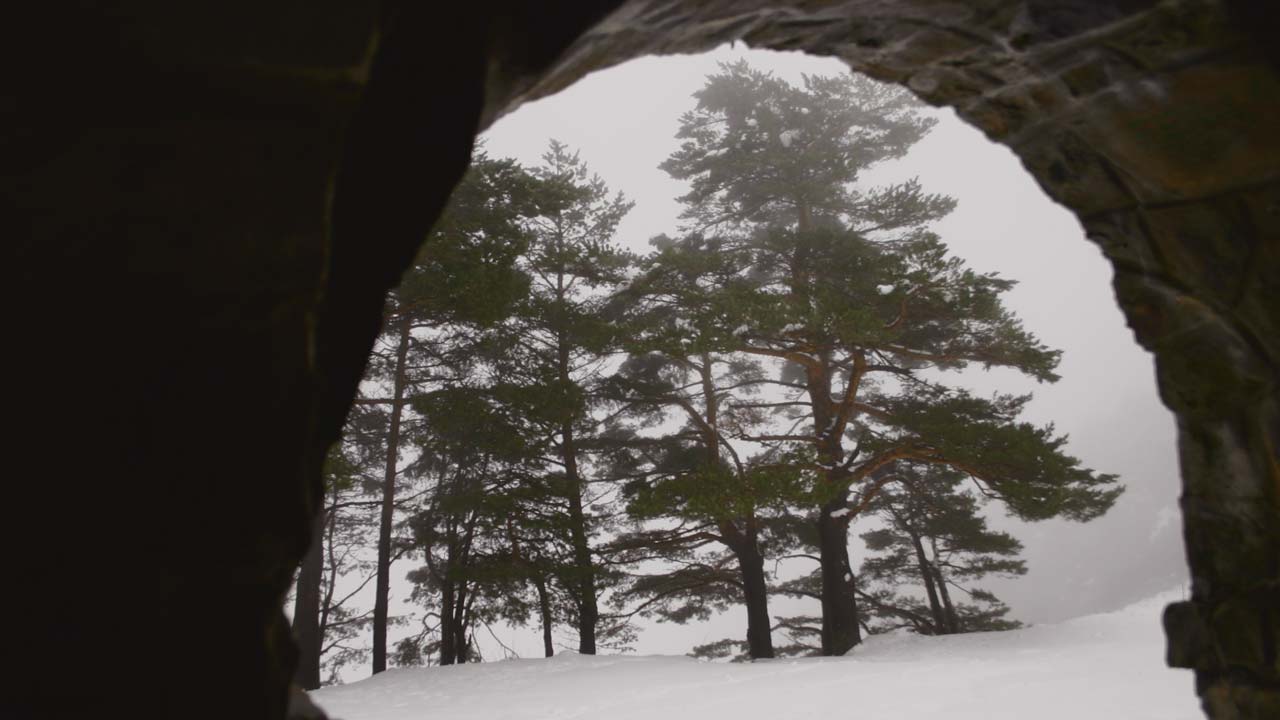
478,45 -> 1186,651
301,45 -> 1188,680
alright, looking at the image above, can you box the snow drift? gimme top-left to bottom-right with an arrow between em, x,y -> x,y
312,590 -> 1199,720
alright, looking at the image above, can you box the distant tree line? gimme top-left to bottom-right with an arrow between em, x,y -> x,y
288,61 -> 1120,687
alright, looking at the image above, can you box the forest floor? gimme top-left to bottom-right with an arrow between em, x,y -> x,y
311,590 -> 1199,720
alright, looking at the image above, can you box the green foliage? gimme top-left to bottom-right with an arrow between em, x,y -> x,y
396,140 -> 639,658
393,149 -> 537,327
638,60 -> 1118,530
661,60 -> 944,231
689,637 -> 751,662
624,457 -> 807,525
616,59 -> 1122,654
858,464 -> 1026,635
627,222 -> 1119,527
633,227 -> 1062,385
876,391 -> 1122,521
413,385 -> 538,465
621,557 -> 743,625
321,439 -> 363,496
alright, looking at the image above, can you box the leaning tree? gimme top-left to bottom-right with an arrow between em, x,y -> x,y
858,463 -> 1027,636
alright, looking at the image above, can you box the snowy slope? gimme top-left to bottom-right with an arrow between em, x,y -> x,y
311,591 -> 1199,720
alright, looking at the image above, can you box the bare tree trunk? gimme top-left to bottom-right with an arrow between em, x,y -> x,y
439,577 -> 457,666
807,357 -> 861,657
292,509 -> 326,689
910,532 -> 947,634
551,250 -> 598,656
372,312 -> 411,674
439,518 -> 477,667
935,569 -> 959,634
564,455 -> 598,655
697,355 -> 775,659
817,496 -> 862,655
453,576 -> 470,664
730,535 -> 775,659
930,539 -> 960,634
535,574 -> 554,657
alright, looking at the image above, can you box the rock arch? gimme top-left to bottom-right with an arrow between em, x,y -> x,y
5,2 -> 1276,718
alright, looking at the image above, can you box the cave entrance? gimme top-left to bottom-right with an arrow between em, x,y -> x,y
11,4 -> 1277,720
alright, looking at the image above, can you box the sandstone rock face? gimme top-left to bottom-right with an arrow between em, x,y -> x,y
4,2 -> 1276,718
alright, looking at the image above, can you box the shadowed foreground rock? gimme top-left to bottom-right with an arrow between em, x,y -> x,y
3,1 -> 1276,718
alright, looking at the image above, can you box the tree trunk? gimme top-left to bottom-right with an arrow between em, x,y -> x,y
455,626 -> 469,663
564,462 -> 598,655
817,496 -> 861,655
930,542 -> 960,634
439,577 -> 457,666
292,508 -> 325,690
439,525 -> 475,666
910,532 -> 947,635
731,538 -> 774,659
535,574 -> 554,657
797,199 -> 812,234
372,312 -> 411,674
453,579 -> 471,664
798,352 -> 863,656
698,356 -> 775,659
450,561 -> 471,661
935,569 -> 960,634
552,251 -> 598,656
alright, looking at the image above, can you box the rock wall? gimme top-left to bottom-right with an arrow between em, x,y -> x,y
3,1 -> 1274,718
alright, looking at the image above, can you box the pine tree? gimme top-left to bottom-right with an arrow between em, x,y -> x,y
660,59 -> 947,235
398,442 -> 529,666
394,139 -> 641,658
606,353 -> 798,659
604,236 -> 810,660
649,61 -> 1121,656
858,463 -> 1025,635
422,141 -> 635,656
399,374 -> 577,664
363,149 -> 537,673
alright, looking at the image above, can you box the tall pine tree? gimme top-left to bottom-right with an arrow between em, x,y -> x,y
648,61 -> 1120,656
606,235 -> 809,660
459,141 -> 635,654
361,149 -> 537,673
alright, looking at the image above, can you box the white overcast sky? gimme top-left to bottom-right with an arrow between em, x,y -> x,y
408,44 -> 1187,660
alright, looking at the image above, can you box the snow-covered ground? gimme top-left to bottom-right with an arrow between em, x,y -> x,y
312,591 -> 1200,720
